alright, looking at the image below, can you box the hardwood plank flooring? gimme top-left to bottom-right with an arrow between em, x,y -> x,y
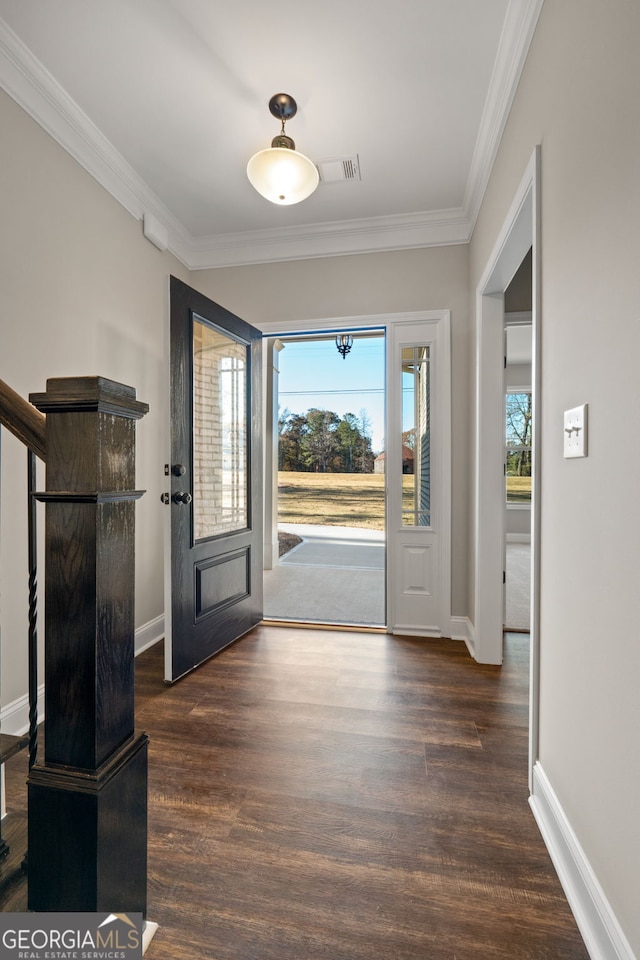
1,627 -> 589,959
138,627 -> 587,960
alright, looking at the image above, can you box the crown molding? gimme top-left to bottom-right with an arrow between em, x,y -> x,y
186,208 -> 470,269
464,0 -> 545,231
0,1 -> 544,269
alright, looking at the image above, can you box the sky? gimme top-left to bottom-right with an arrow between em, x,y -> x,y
277,335 -> 386,453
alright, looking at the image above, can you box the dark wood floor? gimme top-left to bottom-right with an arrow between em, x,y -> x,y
1,627 -> 589,959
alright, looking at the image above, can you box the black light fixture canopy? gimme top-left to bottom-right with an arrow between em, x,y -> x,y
336,334 -> 354,359
269,92 -> 297,123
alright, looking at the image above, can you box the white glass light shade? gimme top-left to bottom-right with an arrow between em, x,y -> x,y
247,147 -> 319,205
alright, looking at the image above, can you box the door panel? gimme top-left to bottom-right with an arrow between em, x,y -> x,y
387,315 -> 451,637
167,277 -> 262,681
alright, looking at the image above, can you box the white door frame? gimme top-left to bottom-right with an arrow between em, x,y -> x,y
260,310 -> 451,638
474,145 -> 541,783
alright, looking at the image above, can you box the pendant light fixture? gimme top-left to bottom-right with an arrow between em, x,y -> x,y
335,334 -> 354,359
247,93 -> 319,205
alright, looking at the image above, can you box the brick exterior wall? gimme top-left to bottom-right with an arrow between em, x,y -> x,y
193,319 -> 247,539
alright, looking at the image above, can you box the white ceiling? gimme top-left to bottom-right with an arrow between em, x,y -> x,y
0,0 -> 543,268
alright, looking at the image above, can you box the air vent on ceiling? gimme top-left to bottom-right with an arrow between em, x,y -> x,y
316,155 -> 361,183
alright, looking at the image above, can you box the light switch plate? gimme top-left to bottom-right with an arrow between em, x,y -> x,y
564,403 -> 588,458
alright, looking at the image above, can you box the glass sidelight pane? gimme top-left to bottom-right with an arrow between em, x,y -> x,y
401,345 -> 431,526
193,316 -> 248,540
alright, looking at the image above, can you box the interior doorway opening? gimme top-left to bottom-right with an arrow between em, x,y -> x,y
474,145 -> 540,786
504,250 -> 533,633
263,330 -> 386,627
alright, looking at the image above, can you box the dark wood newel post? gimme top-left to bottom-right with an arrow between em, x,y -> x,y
26,376 -> 149,914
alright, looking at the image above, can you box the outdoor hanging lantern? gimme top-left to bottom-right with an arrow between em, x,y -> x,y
335,334 -> 354,359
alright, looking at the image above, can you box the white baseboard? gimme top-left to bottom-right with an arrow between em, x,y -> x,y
453,616 -> 476,658
142,920 -> 159,955
507,532 -> 531,543
0,616 -> 164,738
392,625 -> 443,638
135,614 -> 164,656
530,762 -> 636,960
0,683 -> 45,738
450,615 -> 472,644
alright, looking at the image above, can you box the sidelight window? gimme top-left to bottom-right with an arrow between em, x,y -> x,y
193,316 -> 249,539
401,345 -> 431,526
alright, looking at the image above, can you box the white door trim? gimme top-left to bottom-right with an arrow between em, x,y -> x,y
474,145 -> 541,786
259,310 -> 451,638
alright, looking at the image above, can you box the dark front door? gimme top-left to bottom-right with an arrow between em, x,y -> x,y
167,276 -> 263,681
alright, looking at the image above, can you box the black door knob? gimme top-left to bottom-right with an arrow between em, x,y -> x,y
172,464 -> 187,476
172,491 -> 192,505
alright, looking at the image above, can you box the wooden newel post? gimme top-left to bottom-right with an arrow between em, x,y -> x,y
26,376 -> 149,914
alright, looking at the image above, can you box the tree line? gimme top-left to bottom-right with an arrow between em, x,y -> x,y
279,408 -> 376,473
506,392 -> 532,476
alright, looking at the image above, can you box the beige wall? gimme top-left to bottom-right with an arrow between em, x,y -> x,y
470,0 -> 640,951
192,244 -> 471,617
0,87 -> 190,706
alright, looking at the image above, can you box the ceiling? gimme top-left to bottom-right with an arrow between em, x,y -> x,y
0,0 -> 543,269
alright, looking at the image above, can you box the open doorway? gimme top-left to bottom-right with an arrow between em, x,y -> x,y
474,146 -> 540,785
504,250 -> 532,633
263,330 -> 386,626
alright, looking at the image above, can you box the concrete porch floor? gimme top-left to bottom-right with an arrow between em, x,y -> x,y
263,523 -> 386,627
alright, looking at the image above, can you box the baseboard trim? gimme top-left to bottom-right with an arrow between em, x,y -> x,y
450,615 -> 472,645
135,614 -> 165,656
390,618 -> 472,646
458,617 -> 476,659
507,532 -> 531,543
142,920 -> 158,955
0,684 -> 45,738
392,625 -> 442,638
530,762 -> 635,960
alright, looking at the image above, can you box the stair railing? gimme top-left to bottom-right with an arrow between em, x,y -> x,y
0,379 -> 47,461
0,379 -> 46,864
